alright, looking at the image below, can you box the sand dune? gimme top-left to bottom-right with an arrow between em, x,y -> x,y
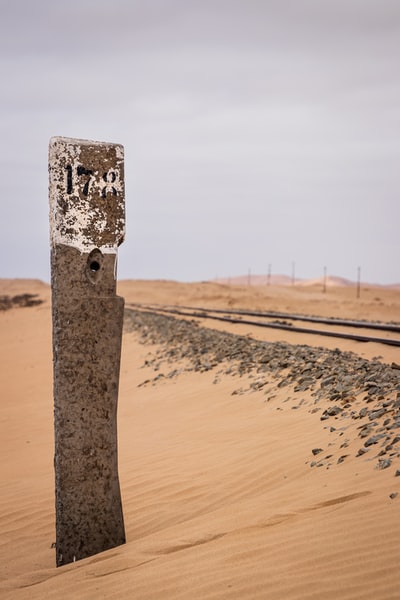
0,278 -> 50,296
214,274 -> 400,289
1,279 -> 400,599
118,277 -> 400,324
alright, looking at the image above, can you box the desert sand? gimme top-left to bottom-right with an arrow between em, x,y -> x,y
1,278 -> 400,599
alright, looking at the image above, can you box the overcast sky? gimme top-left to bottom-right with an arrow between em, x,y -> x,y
1,0 -> 399,284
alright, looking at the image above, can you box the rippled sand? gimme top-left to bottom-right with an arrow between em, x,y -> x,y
1,279 -> 400,599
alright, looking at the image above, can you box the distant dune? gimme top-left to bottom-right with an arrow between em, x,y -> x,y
213,274 -> 400,289
0,278 -> 49,295
214,274 -> 293,286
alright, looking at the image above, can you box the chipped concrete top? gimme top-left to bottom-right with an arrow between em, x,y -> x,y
49,136 -> 125,252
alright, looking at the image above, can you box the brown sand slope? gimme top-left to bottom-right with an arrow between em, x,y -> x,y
1,280 -> 400,599
118,278 -> 400,323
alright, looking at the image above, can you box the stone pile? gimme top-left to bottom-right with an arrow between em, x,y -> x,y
0,294 -> 43,311
124,309 -> 400,474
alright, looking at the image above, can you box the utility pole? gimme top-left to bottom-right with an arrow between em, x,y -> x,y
49,136 -> 126,566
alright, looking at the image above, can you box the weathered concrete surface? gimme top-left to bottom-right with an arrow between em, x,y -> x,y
49,137 -> 126,566
49,136 -> 125,252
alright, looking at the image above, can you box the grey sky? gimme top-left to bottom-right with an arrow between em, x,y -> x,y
1,0 -> 399,284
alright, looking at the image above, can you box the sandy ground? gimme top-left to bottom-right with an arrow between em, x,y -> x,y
1,279 -> 400,599
118,277 -> 400,321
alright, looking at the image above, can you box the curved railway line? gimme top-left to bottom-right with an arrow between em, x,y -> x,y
127,303 -> 400,349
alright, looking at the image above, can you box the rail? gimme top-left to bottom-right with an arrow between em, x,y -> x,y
127,303 -> 400,348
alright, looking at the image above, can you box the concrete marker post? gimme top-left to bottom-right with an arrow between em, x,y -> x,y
49,136 -> 126,566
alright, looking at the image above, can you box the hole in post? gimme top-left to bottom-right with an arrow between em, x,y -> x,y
90,261 -> 101,272
86,249 -> 104,284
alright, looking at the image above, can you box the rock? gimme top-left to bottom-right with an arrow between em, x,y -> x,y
321,406 -> 343,420
376,458 -> 392,470
321,375 -> 336,388
364,381 -> 379,389
356,447 -> 369,457
337,455 -> 348,464
359,426 -> 374,439
364,435 -> 384,447
368,408 -> 386,420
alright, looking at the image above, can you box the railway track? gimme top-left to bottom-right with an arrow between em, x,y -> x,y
127,303 -> 400,349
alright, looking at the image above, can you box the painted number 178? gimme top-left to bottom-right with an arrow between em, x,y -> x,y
65,164 -> 120,198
